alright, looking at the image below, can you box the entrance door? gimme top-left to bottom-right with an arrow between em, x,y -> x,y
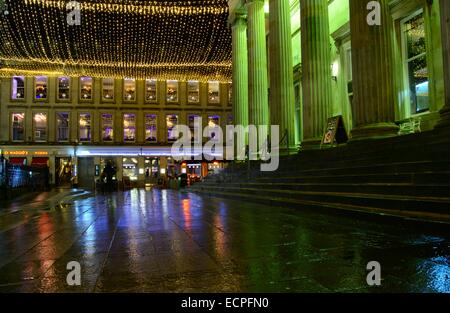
78,157 -> 95,189
55,157 -> 72,187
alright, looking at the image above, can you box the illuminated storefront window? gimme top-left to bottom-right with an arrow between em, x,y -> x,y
56,112 -> 69,142
80,76 -> 93,100
123,157 -> 138,181
207,115 -> 220,140
188,114 -> 201,141
79,113 -> 91,142
145,79 -> 158,102
34,76 -> 48,100
11,76 -> 25,100
208,81 -> 220,103
123,114 -> 136,142
187,81 -> 200,103
101,113 -> 114,142
166,114 -> 179,142
402,10 -> 429,114
167,80 -> 178,103
102,78 -> 115,101
124,78 -> 136,102
33,112 -> 47,142
11,113 -> 25,142
145,114 -> 157,143
57,76 -> 70,100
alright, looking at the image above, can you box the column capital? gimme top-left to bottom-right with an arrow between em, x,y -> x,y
229,8 -> 247,26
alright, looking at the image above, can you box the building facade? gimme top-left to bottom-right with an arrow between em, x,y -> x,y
0,77 -> 232,188
229,0 -> 450,149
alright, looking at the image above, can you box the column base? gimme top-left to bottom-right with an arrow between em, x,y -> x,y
350,123 -> 399,142
279,145 -> 300,156
300,138 -> 323,150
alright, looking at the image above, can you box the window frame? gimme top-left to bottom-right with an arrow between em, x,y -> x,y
11,76 -> 26,101
78,112 -> 92,142
11,112 -> 26,142
100,112 -> 114,143
145,79 -> 158,103
79,76 -> 94,102
101,78 -> 115,102
400,9 -> 430,116
56,76 -> 71,102
123,113 -> 137,143
33,112 -> 48,142
56,112 -> 70,143
144,113 -> 158,143
34,76 -> 49,102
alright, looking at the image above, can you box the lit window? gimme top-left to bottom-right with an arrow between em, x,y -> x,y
123,114 -> 136,142
11,76 -> 25,100
102,78 -> 115,101
208,81 -> 220,103
101,113 -> 114,142
79,113 -> 91,142
80,77 -> 93,100
187,81 -> 200,103
34,76 -> 48,100
167,80 -> 178,103
57,77 -> 70,100
56,112 -> 70,142
124,78 -> 136,101
166,114 -> 179,141
145,79 -> 158,102
11,113 -> 25,142
33,113 -> 47,142
402,11 -> 429,114
123,158 -> 138,181
188,114 -> 201,141
207,115 -> 220,140
145,114 -> 157,143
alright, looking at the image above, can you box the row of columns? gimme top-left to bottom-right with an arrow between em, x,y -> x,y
231,0 -> 450,151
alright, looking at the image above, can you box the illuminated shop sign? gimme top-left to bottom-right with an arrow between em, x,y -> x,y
2,150 -> 49,156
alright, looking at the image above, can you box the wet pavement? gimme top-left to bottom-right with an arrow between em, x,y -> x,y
0,188 -> 449,293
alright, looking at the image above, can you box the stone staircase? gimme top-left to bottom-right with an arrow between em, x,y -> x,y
188,130 -> 450,225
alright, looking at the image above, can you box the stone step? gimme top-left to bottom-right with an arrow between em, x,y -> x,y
187,188 -> 450,225
191,186 -> 450,215
197,182 -> 450,198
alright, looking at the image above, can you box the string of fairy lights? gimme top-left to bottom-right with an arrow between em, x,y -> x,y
0,0 -> 232,82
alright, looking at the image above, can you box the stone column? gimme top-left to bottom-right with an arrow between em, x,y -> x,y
247,0 -> 269,131
349,0 -> 398,140
300,0 -> 332,147
437,0 -> 450,127
231,10 -> 249,147
269,0 -> 297,153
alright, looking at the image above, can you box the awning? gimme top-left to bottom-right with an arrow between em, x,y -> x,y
31,157 -> 49,167
9,157 -> 26,165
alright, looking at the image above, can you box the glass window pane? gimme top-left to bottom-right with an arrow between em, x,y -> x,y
208,81 -> 220,103
101,113 -> 114,142
35,76 -> 48,100
167,80 -> 178,103
79,113 -> 91,142
208,115 -> 220,140
145,114 -> 157,143
34,113 -> 47,141
187,81 -> 200,103
145,79 -> 157,102
56,112 -> 70,142
57,77 -> 70,100
123,114 -> 136,142
12,113 -> 25,141
12,76 -> 25,100
405,13 -> 426,60
188,114 -> 201,141
102,78 -> 114,100
80,77 -> 93,100
407,55 -> 429,113
124,78 -> 136,101
166,114 -> 178,141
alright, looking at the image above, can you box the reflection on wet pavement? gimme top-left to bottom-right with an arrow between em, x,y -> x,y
0,189 -> 449,293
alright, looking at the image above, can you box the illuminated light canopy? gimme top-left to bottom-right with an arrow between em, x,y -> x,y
0,0 -> 232,82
